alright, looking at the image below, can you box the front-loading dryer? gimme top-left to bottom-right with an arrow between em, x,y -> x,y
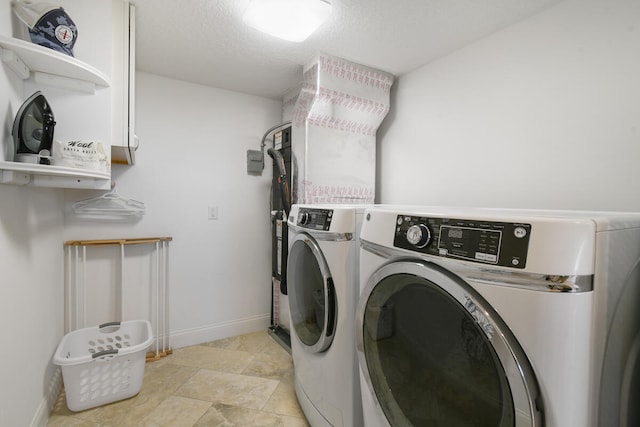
287,204 -> 365,427
356,207 -> 640,427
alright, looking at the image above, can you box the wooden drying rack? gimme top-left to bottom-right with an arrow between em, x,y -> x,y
65,237 -> 172,246
64,237 -> 173,362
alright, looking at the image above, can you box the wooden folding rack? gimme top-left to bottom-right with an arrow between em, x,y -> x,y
64,237 -> 173,362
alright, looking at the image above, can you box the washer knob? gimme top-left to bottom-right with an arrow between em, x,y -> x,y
299,212 -> 311,225
406,224 -> 431,248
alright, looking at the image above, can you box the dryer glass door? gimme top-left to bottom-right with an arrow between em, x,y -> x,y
357,261 -> 542,427
288,233 -> 336,353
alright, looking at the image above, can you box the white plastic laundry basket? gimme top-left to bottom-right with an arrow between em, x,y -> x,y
53,320 -> 153,411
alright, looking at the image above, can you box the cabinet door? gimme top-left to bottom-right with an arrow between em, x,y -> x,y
111,0 -> 137,165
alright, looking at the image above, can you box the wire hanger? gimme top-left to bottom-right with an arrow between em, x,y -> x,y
72,181 -> 146,217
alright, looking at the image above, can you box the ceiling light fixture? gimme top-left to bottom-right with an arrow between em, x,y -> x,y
242,0 -> 332,42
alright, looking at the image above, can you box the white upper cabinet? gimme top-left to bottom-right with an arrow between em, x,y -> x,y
110,1 -> 137,165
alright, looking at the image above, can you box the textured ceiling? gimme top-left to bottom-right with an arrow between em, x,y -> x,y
133,0 -> 564,100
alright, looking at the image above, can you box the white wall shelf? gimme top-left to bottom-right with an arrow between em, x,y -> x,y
0,35 -> 110,89
0,36 -> 112,189
0,161 -> 111,189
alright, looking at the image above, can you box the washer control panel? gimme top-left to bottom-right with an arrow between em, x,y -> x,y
296,208 -> 333,231
393,214 -> 531,268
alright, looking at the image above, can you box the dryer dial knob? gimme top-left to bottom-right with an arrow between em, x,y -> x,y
299,212 -> 311,225
407,224 -> 431,248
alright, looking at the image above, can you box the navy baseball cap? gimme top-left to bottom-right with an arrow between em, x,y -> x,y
12,2 -> 77,57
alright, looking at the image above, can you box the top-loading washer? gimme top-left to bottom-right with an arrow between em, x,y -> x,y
356,206 -> 640,427
287,204 -> 365,427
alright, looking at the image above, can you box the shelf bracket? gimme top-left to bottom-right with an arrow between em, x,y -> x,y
0,47 -> 30,79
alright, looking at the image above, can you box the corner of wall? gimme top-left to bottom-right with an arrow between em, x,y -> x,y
30,367 -> 62,427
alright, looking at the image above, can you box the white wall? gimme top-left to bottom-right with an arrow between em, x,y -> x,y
63,72 -> 282,347
378,0 -> 640,211
0,2 -> 65,426
0,186 -> 65,427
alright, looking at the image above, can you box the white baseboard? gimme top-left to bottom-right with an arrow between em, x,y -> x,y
31,367 -> 62,427
168,314 -> 271,349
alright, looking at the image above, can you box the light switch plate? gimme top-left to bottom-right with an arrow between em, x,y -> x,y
208,205 -> 218,220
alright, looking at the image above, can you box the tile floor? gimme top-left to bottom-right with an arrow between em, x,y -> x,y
48,330 -> 310,427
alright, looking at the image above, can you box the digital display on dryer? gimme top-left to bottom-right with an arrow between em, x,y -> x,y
438,225 -> 501,264
446,227 -> 464,239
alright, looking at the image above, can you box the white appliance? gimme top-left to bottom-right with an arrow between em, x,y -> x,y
290,53 -> 393,205
356,207 -> 640,427
287,204 -> 365,427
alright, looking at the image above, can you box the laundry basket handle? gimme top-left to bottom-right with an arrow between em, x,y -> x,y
92,349 -> 119,359
99,321 -> 121,329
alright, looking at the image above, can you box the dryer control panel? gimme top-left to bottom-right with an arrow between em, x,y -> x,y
296,208 -> 333,231
393,215 -> 531,268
